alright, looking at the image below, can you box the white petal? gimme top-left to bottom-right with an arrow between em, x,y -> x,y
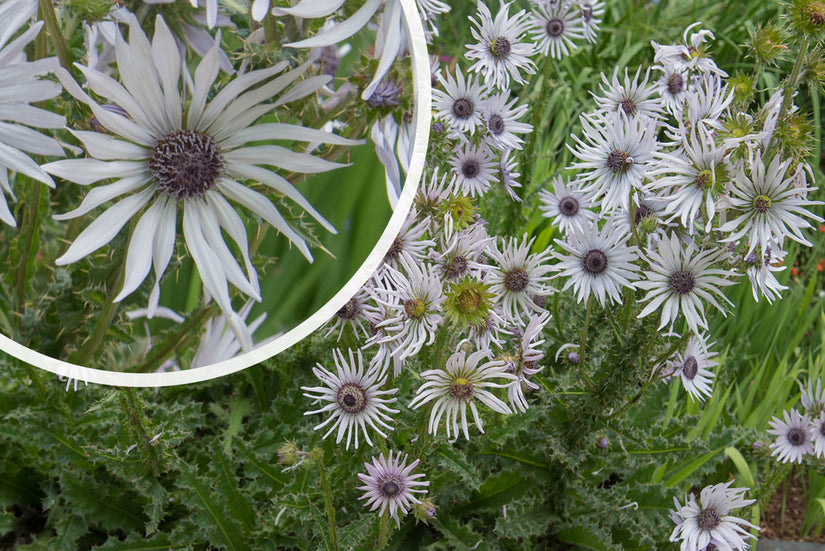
182,201 -> 232,312
53,175 -> 150,220
219,123 -> 363,149
149,196 -> 177,316
0,122 -> 64,156
271,0 -> 345,18
0,142 -> 54,187
0,104 -> 64,129
151,16 -> 183,129
187,37 -> 221,128
70,130 -> 148,161
217,178 -> 312,261
251,0 -> 270,21
114,199 -> 167,301
42,159 -> 146,186
224,160 -> 336,233
56,187 -> 154,265
284,0 -> 381,48
224,145 -> 347,173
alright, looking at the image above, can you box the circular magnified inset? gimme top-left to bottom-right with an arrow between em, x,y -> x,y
0,0 -> 430,386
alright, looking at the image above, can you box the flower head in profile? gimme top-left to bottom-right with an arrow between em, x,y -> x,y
410,346 -> 514,440
357,451 -> 429,528
466,0 -> 536,89
767,409 -> 814,464
0,0 -> 66,226
43,16 -> 359,347
636,233 -> 735,334
664,332 -> 718,402
800,378 -> 825,416
503,312 -> 549,413
669,482 -> 758,551
301,348 -> 399,450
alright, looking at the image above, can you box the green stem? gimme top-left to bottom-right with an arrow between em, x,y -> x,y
263,13 -> 280,48
377,513 -> 390,549
779,35 -> 808,120
578,296 -> 595,391
70,267 -> 124,367
520,56 -> 553,201
317,458 -> 339,551
753,460 -> 792,506
14,181 -> 42,322
38,0 -> 72,71
118,388 -> 160,475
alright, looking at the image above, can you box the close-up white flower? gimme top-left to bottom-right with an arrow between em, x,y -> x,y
357,451 -> 429,527
0,0 -> 66,226
433,68 -> 488,136
449,140 -> 498,197
551,221 -> 641,306
538,176 -> 599,234
409,347 -> 515,440
568,110 -> 658,213
487,234 -> 556,324
721,151 -> 823,256
669,482 -> 758,551
529,0 -> 584,59
301,348 -> 399,450
480,90 -> 533,150
636,233 -> 736,334
767,408 -> 814,464
466,0 -> 536,89
42,16 -> 360,348
593,67 -> 662,120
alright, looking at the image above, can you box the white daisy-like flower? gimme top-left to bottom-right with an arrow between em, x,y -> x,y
647,124 -> 730,234
593,67 -> 663,120
466,0 -> 536,89
538,176 -> 599,235
684,74 -> 733,133
767,409 -> 814,464
382,208 -> 435,269
529,0 -> 584,59
0,0 -> 66,226
665,332 -> 718,402
503,312 -> 549,413
301,348 -> 399,450
652,22 -> 727,77
409,347 -> 515,440
720,152 -> 823,256
669,482 -> 758,551
568,111 -> 658,213
654,65 -> 691,116
481,91 -> 532,150
373,256 -> 444,361
325,284 -> 373,341
487,234 -> 556,324
636,233 -> 736,334
577,0 -> 605,43
800,378 -> 825,416
450,141 -> 497,197
744,244 -> 787,304
811,412 -> 825,458
43,16 -> 359,347
357,451 -> 429,528
551,220 -> 641,306
430,222 -> 492,281
433,68 -> 487,136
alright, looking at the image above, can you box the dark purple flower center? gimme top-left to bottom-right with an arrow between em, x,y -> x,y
582,249 -> 608,274
490,37 -> 511,58
560,196 -> 579,216
488,114 -> 506,135
787,427 -> 807,446
504,268 -> 529,292
336,382 -> 367,414
453,98 -> 474,119
150,129 -> 224,199
546,18 -> 565,37
605,149 -> 634,174
697,508 -> 721,531
667,73 -> 685,95
669,270 -> 695,295
682,356 -> 698,379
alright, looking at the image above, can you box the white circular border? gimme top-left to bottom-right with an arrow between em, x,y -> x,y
1,0 -> 431,387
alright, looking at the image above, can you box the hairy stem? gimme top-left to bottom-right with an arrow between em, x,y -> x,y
317,457 -> 339,551
780,35 -> 808,119
38,0 -> 72,71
